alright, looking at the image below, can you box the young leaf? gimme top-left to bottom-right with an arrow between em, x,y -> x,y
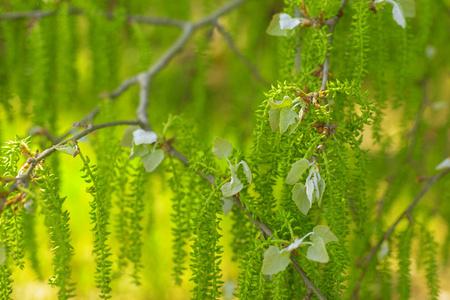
121,125 -> 140,147
280,235 -> 309,253
317,177 -> 326,207
285,158 -> 309,185
279,13 -> 301,30
269,96 -> 293,109
266,13 -> 289,37
435,157 -> 450,170
269,108 -> 281,132
221,197 -> 234,216
0,242 -> 6,265
238,160 -> 252,184
129,143 -> 151,160
306,237 -> 329,263
212,137 -> 232,160
292,183 -> 310,215
377,240 -> 389,261
141,149 -> 164,172
133,129 -> 157,145
279,107 -> 297,134
54,140 -> 79,157
375,0 -> 415,28
262,246 -> 291,275
305,179 -> 315,205
312,225 -> 339,244
221,178 -> 244,197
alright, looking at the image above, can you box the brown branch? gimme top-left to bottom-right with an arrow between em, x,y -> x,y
215,22 -> 270,86
7,120 -> 139,198
351,168 -> 450,299
169,146 -> 327,300
320,0 -> 349,107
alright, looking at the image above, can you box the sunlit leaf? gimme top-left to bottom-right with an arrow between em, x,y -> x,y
221,197 -> 234,216
292,183 -> 310,215
269,108 -> 281,132
262,246 -> 291,275
280,236 -> 309,253
221,178 -> 243,197
54,140 -> 79,157
312,225 -> 339,244
121,125 -> 140,147
269,96 -> 293,109
285,158 -> 309,185
238,160 -> 252,184
133,129 -> 157,145
0,241 -> 5,265
266,13 -> 289,36
279,13 -> 302,30
436,157 -> 450,170
306,237 -> 329,263
279,107 -> 297,134
141,149 -> 164,172
212,137 -> 232,160
377,240 -> 389,261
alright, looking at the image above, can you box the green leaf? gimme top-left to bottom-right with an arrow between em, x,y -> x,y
221,197 -> 234,216
279,13 -> 302,30
305,178 -> 315,205
133,129 -> 157,145
292,183 -> 310,215
279,107 -> 297,134
141,149 -> 164,172
238,160 -> 252,184
221,177 -> 243,197
262,246 -> 291,275
121,125 -> 140,147
212,137 -> 232,160
129,143 -> 151,160
281,236 -> 310,253
285,158 -> 309,185
436,157 -> 450,170
269,96 -> 293,109
377,240 -> 389,261
0,241 -> 6,265
266,13 -> 288,37
312,225 -> 339,244
54,140 -> 79,157
317,177 -> 326,207
375,0 -> 415,28
306,237 -> 329,263
268,108 -> 281,132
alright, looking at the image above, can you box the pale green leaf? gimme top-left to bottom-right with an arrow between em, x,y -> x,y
317,177 -> 326,207
262,246 -> 291,275
280,236 -> 309,253
141,149 -> 164,172
121,125 -> 140,147
129,142 -> 151,160
269,108 -> 281,132
269,96 -> 293,109
212,137 -> 232,160
279,13 -> 301,30
436,157 -> 450,170
221,178 -> 243,197
292,183 -> 310,215
305,178 -> 315,205
279,107 -> 297,134
54,140 -> 79,157
133,129 -> 157,145
306,237 -> 329,263
312,225 -> 339,244
285,158 -> 309,185
221,197 -> 234,216
0,242 -> 5,265
377,240 -> 389,261
238,160 -> 252,184
266,13 -> 288,36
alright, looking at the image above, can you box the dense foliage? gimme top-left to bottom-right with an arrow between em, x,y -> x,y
0,0 -> 449,299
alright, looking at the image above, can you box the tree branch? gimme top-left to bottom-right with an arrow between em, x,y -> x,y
351,168 -> 450,299
215,22 -> 270,86
169,146 -> 328,300
6,120 -> 139,198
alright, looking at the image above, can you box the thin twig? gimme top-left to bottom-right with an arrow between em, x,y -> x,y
109,0 -> 247,100
321,0 -> 349,107
170,146 -> 327,300
215,22 -> 270,86
7,120 -> 139,196
351,168 -> 450,299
